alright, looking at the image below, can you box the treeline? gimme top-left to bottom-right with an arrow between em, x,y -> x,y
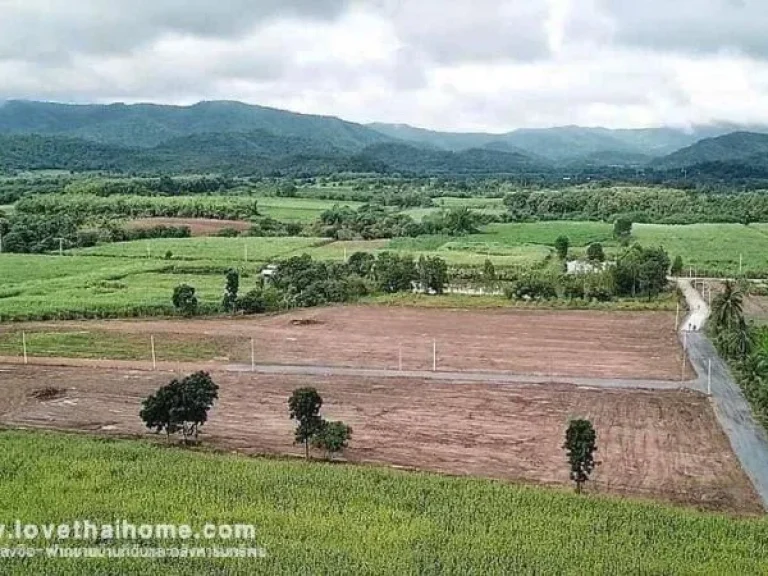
0,214 -> 191,253
15,195 -> 260,221
504,186 -> 768,224
62,175 -> 237,196
711,281 -> 768,430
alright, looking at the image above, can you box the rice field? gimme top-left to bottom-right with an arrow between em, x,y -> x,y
0,430 -> 765,574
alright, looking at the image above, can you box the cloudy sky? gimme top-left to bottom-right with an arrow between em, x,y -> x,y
1,0 -> 767,132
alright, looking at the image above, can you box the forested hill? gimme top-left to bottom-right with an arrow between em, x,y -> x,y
653,132 -> 768,169
0,133 -> 543,176
0,100 -> 395,150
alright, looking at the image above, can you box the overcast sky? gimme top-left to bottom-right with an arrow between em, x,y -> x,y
1,0 -> 767,132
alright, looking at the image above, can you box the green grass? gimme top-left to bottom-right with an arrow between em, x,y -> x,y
70,237 -> 329,262
632,223 -> 768,276
472,222 -> 614,247
0,329 -> 234,361
256,197 -> 363,222
364,291 -> 679,311
0,254 -> 251,321
0,429 -> 766,574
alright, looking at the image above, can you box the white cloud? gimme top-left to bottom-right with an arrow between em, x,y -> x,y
1,0 -> 768,130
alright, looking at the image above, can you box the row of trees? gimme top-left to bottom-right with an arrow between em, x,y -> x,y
711,282 -> 768,426
507,244 -> 671,302
139,375 -> 352,460
138,372 -> 596,491
171,253 -> 451,317
503,187 -> 768,225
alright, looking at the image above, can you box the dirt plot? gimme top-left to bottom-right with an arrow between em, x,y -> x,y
0,364 -> 758,513
18,306 -> 685,380
126,217 -> 251,236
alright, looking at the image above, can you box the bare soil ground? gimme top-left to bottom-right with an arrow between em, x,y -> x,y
0,364 -> 758,514
8,306 -> 685,380
126,217 -> 250,236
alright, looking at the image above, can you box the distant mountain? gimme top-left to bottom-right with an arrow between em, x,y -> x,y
0,100 -> 395,150
368,122 -> 763,163
367,123 -> 499,152
0,133 -> 542,176
4,99 -> 768,176
354,142 -> 541,175
654,132 -> 768,169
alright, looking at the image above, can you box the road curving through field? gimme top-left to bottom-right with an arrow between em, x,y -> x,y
678,277 -> 768,509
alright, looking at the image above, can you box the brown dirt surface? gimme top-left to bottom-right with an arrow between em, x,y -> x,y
0,364 -> 759,514
9,306 -> 685,379
126,218 -> 250,236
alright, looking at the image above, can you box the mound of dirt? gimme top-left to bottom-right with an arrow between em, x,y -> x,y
30,387 -> 66,401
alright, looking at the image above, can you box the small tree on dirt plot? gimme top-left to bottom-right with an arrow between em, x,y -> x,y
140,371 -> 219,444
564,419 -> 598,494
172,283 -> 198,316
554,236 -> 570,260
288,387 -> 324,459
312,420 -> 352,460
222,268 -> 240,313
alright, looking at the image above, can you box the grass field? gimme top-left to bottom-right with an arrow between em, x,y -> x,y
70,237 -> 330,262
0,430 -> 765,574
3,219 -> 767,321
255,197 -> 363,222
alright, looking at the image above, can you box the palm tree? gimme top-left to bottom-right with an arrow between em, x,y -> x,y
711,280 -> 744,334
723,317 -> 755,361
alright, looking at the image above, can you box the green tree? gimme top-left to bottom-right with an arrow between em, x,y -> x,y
613,218 -> 633,245
347,251 -> 375,278
564,419 -> 598,494
375,252 -> 417,294
671,255 -> 684,276
139,372 -> 219,444
417,255 -> 448,295
288,387 -> 324,459
586,243 -> 605,262
711,280 -> 744,334
222,268 -> 240,313
312,420 -> 352,460
172,284 -> 198,316
482,258 -> 497,287
554,236 -> 570,260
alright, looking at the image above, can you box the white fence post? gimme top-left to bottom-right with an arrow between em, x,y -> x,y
151,335 -> 157,370
22,331 -> 28,365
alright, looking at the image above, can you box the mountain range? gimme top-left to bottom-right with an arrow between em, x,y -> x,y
1,99 -> 767,177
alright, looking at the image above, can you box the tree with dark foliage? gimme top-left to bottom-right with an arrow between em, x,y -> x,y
288,387 -> 324,459
564,419 -> 598,494
140,372 -> 219,444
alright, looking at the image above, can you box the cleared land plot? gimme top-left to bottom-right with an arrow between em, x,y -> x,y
126,217 -> 251,236
5,307 -> 685,379
0,365 -> 758,513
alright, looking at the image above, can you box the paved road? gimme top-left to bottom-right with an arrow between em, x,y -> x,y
678,278 -> 768,509
226,362 -> 694,390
